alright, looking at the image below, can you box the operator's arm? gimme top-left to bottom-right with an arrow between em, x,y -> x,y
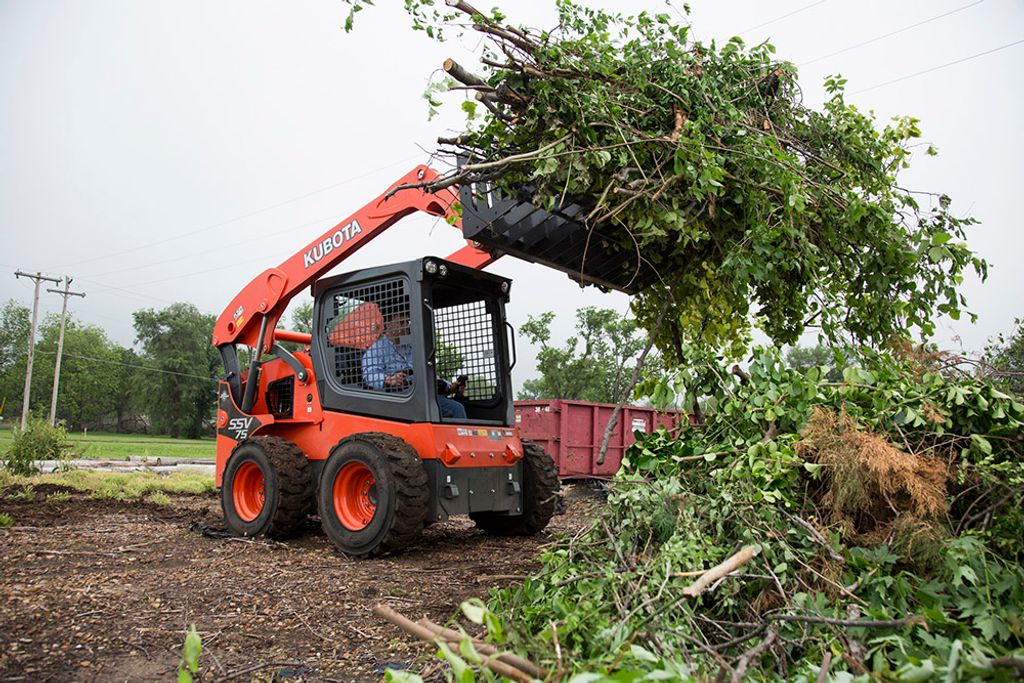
361,339 -> 390,390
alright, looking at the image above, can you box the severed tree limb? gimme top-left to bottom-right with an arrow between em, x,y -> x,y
815,652 -> 833,683
596,298 -> 671,465
419,619 -> 543,679
445,0 -> 486,20
730,626 -> 777,683
784,512 -> 845,564
682,546 -> 758,598
767,613 -> 925,628
472,22 -> 538,55
731,364 -> 750,384
385,134 -> 571,199
991,657 -> 1024,678
444,57 -> 487,87
710,624 -> 767,652
437,134 -> 469,146
669,107 -> 686,142
455,134 -> 572,173
474,91 -> 513,122
373,604 -> 537,682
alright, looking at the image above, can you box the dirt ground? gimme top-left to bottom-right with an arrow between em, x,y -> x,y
0,483 -> 601,683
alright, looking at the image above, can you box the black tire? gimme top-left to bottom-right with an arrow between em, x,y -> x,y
471,440 -> 559,536
221,436 -> 314,539
317,432 -> 429,557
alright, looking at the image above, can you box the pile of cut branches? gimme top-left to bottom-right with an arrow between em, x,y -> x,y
350,0 -> 986,355
470,348 -> 1022,681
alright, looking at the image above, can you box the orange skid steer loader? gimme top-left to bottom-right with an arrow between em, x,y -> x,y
212,165 -> 651,556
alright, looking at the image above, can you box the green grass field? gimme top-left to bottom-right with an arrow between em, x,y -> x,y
0,468 -> 215,500
0,429 -> 215,460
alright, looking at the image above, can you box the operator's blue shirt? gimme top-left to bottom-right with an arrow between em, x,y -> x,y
362,336 -> 413,390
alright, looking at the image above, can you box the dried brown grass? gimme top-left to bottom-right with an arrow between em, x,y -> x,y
797,408 -> 948,537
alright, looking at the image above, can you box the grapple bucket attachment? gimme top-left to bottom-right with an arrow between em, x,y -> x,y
459,179 -> 656,295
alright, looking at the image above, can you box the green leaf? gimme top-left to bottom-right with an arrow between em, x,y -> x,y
458,635 -> 482,664
567,675 -> 605,683
460,598 -> 487,625
970,434 -> 992,455
673,148 -> 686,176
953,564 -> 977,586
630,644 -> 659,663
898,659 -> 936,682
183,625 -> 202,673
437,641 -> 474,683
944,639 -> 962,683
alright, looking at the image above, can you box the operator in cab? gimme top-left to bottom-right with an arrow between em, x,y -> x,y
362,310 -> 468,419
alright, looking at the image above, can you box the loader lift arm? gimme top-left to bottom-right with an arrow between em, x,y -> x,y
211,164 -> 495,409
213,165 -> 494,351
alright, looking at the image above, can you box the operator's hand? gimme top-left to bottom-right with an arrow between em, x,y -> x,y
385,371 -> 408,388
450,375 -> 468,395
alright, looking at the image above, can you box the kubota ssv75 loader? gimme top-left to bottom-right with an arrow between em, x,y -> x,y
212,164 -> 653,556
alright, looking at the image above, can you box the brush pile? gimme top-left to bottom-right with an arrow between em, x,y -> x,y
359,0 -> 986,353
473,348 -> 1023,680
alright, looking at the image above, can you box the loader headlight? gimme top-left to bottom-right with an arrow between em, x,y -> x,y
500,281 -> 510,293
425,260 -> 438,275
438,265 -> 448,277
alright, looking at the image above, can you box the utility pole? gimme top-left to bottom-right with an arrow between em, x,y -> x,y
14,271 -> 62,429
46,277 -> 86,426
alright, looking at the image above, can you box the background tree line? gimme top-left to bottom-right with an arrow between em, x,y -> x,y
0,299 -> 318,439
2,295 -> 1019,436
0,300 -> 220,438
518,306 -> 1024,406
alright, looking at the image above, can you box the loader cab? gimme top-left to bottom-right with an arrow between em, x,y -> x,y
310,257 -> 515,426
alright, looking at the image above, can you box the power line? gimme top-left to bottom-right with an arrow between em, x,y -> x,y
61,154 -> 423,270
800,0 -> 986,66
80,209 -> 342,281
75,280 -> 176,306
34,349 -> 219,383
741,0 -> 829,34
850,37 -> 1024,94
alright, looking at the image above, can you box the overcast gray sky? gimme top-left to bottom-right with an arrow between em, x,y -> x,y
1,0 -> 1021,388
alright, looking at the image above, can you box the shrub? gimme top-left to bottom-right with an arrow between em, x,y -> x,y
2,419 -> 74,476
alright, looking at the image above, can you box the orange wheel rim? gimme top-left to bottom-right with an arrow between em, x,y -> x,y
333,461 -> 377,531
233,461 -> 265,522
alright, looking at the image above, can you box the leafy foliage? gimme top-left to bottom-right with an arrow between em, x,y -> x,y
29,316 -> 130,427
177,624 -> 202,683
984,318 -> 1024,398
519,306 -> 659,403
0,300 -> 140,430
133,303 -> 219,439
785,343 -> 843,382
290,300 -> 314,335
347,0 -> 985,358
0,299 -> 31,420
435,340 -> 466,381
480,348 -> 1024,680
2,418 -> 73,476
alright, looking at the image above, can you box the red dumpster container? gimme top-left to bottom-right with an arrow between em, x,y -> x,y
514,400 -> 687,479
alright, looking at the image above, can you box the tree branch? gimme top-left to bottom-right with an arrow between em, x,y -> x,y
596,298 -> 670,465
682,546 -> 758,598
